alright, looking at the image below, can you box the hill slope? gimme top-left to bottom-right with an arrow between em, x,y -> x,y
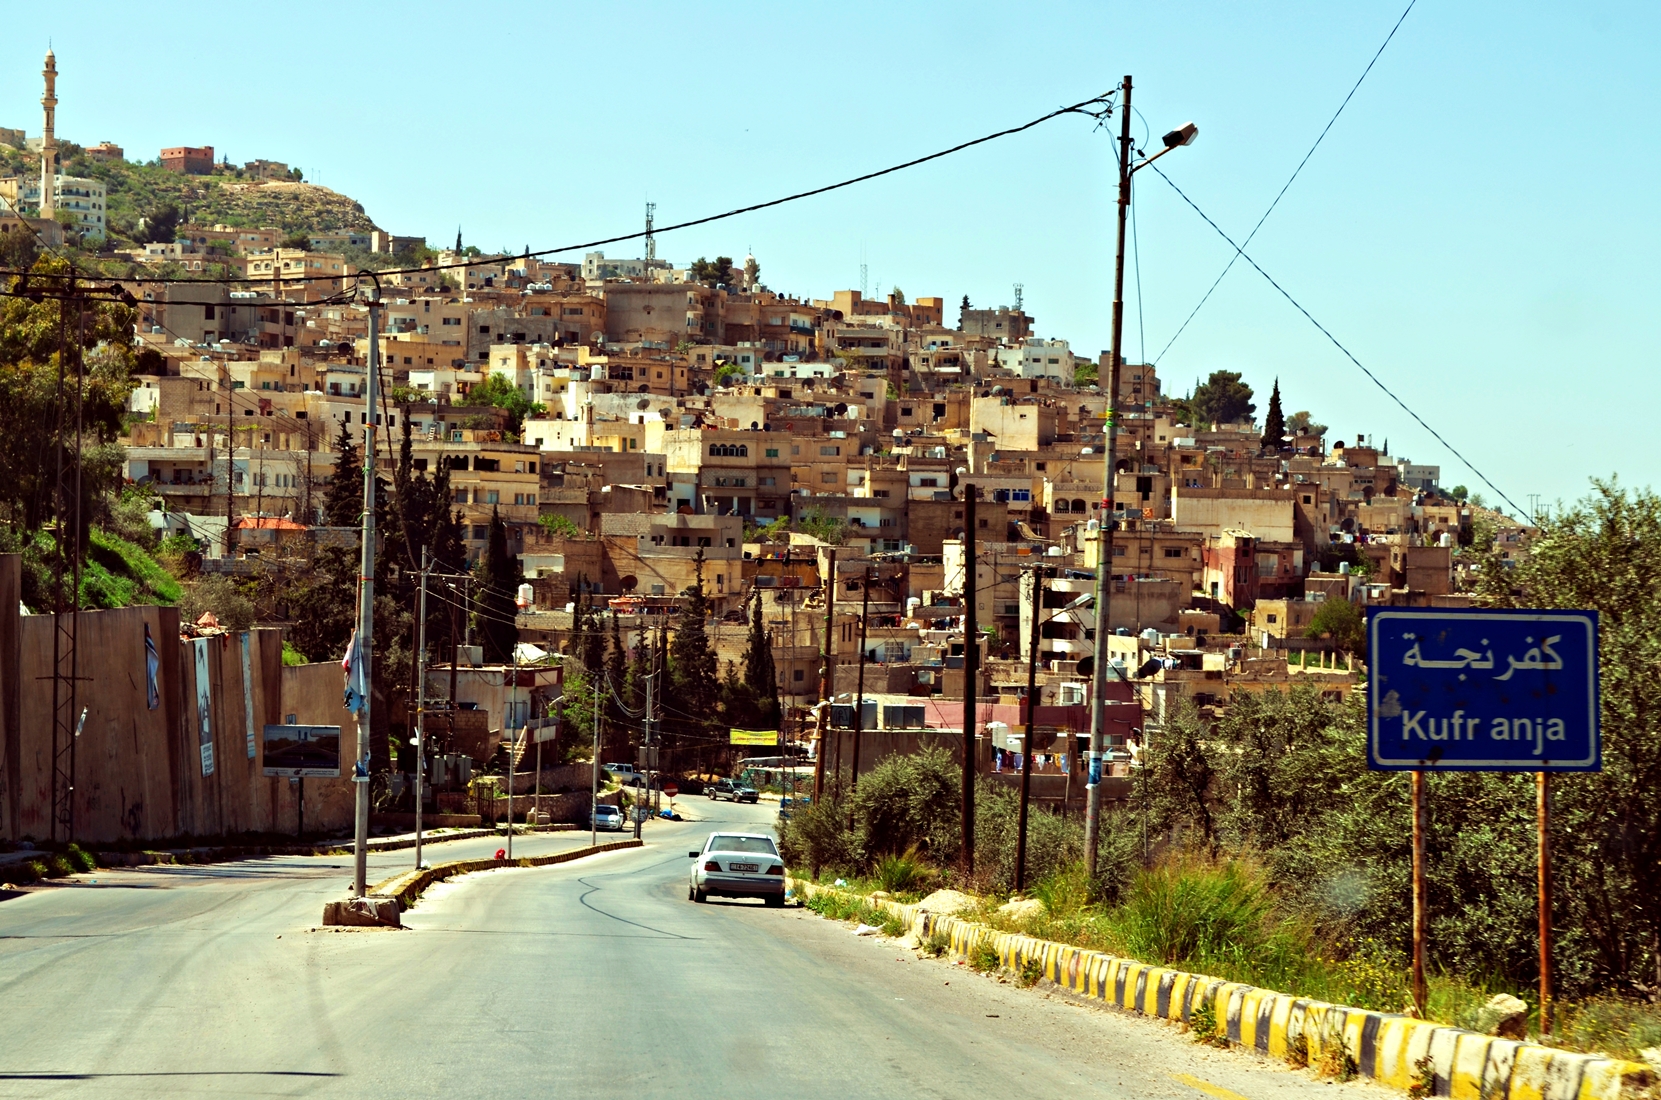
0,140 -> 378,241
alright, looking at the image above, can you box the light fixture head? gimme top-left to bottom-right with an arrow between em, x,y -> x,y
1162,122 -> 1199,149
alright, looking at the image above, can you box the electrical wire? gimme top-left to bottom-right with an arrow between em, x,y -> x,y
0,91 -> 1115,289
1153,0 -> 1418,365
1142,159 -> 1527,522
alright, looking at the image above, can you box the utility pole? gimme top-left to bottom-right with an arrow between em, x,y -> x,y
506,638 -> 519,859
813,548 -> 836,802
636,669 -> 655,840
351,286 -> 381,898
849,564 -> 872,793
223,358 -> 235,555
1016,565 -> 1044,892
1085,74 -> 1135,879
415,548 -> 429,870
590,661 -> 601,847
960,485 -> 977,879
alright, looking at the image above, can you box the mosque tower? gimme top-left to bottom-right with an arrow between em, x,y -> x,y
39,48 -> 58,219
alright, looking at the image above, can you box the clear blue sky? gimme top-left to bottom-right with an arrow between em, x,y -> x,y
4,2 -> 1656,514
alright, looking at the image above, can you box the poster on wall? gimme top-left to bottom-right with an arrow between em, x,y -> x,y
240,632 -> 256,759
194,637 -> 214,776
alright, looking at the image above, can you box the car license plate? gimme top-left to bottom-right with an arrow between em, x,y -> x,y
729,862 -> 759,873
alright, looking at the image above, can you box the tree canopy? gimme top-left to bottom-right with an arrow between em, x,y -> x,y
1183,370 -> 1256,426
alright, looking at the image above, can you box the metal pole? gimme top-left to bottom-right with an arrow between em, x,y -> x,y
590,666 -> 601,847
506,640 -> 518,859
1411,768 -> 1428,1014
1016,566 -> 1042,892
351,291 -> 380,898
1538,771 -> 1552,1034
636,670 -> 654,840
960,486 -> 977,879
415,547 -> 429,869
850,565 -> 871,795
813,548 -> 836,802
1085,73 -> 1134,879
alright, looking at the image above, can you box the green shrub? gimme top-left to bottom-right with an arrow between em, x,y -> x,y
1117,856 -> 1271,966
66,844 -> 96,873
875,848 -> 931,896
850,748 -> 960,866
1190,994 -> 1221,1045
969,939 -> 1000,973
922,928 -> 951,958
1018,957 -> 1043,988
45,854 -> 73,878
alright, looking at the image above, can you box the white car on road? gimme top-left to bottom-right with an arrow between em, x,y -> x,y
689,832 -> 786,907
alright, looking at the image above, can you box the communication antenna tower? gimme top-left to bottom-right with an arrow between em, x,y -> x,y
644,201 -> 656,262
1013,283 -> 1024,311
860,243 -> 868,298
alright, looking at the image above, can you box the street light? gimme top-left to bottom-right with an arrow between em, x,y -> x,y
1015,575 -> 1093,891
1085,76 -> 1197,880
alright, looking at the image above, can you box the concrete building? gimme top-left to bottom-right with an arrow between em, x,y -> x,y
160,145 -> 215,174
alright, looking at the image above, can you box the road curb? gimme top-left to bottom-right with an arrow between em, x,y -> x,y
791,880 -> 1657,1100
365,839 -> 644,911
93,824 -> 578,869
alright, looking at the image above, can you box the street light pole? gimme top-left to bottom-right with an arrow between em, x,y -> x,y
415,547 -> 429,870
1085,74 -> 1134,879
1085,78 -> 1198,878
351,287 -> 380,898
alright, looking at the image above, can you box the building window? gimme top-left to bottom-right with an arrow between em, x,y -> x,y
486,490 -> 500,504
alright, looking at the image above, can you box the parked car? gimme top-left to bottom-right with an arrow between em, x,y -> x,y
604,763 -> 646,787
591,804 -> 624,831
688,832 -> 785,906
731,782 -> 760,803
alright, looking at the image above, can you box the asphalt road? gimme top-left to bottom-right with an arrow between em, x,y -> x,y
0,800 -> 1363,1099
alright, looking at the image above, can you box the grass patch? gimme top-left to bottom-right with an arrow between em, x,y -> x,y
1190,994 -> 1223,1046
968,940 -> 1000,973
1018,957 -> 1044,988
921,928 -> 951,958
82,528 -> 182,609
66,845 -> 96,873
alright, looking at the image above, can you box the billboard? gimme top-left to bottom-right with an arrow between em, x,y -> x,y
729,729 -> 780,746
262,725 -> 342,778
1367,608 -> 1599,772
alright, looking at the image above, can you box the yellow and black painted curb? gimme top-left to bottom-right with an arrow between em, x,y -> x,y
791,881 -> 1656,1100
373,839 -> 642,909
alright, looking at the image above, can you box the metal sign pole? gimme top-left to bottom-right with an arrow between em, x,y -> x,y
1411,768 -> 1427,1015
1538,771 -> 1552,1034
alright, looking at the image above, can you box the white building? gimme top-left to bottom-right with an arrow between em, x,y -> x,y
0,173 -> 106,241
995,338 -> 1074,384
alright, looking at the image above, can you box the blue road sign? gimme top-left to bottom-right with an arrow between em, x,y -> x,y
1367,608 -> 1599,771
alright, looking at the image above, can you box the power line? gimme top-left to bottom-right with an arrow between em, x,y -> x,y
0,90 -> 1115,289
1143,159 -> 1527,521
1152,0 -> 1418,365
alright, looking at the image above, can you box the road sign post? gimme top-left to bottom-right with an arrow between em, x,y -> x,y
1369,608 -> 1599,1023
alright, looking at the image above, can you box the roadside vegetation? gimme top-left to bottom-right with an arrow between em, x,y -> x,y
785,482 -> 1661,1063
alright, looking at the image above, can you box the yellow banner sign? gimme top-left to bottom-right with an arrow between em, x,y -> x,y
729,729 -> 780,746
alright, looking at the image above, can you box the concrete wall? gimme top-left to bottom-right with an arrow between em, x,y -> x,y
0,562 -> 356,844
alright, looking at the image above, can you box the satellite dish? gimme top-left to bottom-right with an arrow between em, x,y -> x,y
620,575 -> 638,592
834,402 -> 848,416
1075,655 -> 1094,678
637,398 -> 651,409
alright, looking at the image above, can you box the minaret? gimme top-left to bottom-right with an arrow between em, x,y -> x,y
39,48 -> 57,219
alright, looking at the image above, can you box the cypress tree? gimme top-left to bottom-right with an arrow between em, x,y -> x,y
1261,378 -> 1286,452
323,419 -> 361,526
742,588 -> 780,730
474,508 -> 520,663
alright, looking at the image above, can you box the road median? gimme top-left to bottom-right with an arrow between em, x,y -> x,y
791,879 -> 1657,1100
322,838 -> 644,924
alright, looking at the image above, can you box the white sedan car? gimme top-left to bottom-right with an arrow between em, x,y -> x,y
688,832 -> 786,907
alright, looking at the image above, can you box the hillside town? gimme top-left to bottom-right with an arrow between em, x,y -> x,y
0,46 -> 1534,832
6,21 -> 1661,1099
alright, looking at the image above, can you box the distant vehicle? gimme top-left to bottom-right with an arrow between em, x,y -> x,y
591,804 -> 624,831
707,779 -> 759,803
688,832 -> 785,906
604,763 -> 646,787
